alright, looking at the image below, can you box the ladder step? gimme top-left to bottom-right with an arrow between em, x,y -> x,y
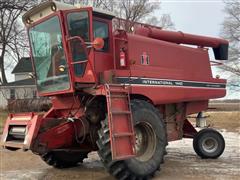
106,95 -> 127,98
108,89 -> 129,93
2,141 -> 24,149
113,132 -> 134,138
113,154 -> 136,160
111,111 -> 131,114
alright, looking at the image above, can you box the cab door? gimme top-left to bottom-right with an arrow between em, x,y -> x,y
93,17 -> 114,75
63,8 -> 96,85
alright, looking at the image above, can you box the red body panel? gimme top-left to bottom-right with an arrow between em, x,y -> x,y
130,85 -> 225,104
109,32 -> 226,104
1,6 -> 229,161
127,34 -> 213,79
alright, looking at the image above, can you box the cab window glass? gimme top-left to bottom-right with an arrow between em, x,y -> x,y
93,21 -> 109,51
67,11 -> 89,41
67,11 -> 89,76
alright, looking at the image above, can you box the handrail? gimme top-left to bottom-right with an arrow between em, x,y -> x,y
67,36 -> 98,86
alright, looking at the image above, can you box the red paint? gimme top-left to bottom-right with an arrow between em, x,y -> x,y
105,85 -> 135,160
135,26 -> 228,48
1,113 -> 43,150
1,5 -> 229,161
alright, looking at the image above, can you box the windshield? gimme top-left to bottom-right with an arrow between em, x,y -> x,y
29,16 -> 70,93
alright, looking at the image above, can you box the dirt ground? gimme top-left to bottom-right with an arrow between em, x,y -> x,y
0,111 -> 240,180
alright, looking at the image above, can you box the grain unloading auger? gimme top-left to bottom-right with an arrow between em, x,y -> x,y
1,1 -> 227,179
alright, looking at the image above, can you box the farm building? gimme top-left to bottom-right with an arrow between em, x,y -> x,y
0,57 -> 37,109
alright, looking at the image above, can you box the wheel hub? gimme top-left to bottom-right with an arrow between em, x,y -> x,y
202,137 -> 218,153
135,122 -> 157,162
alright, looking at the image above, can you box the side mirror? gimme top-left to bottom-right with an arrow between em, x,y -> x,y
92,37 -> 104,50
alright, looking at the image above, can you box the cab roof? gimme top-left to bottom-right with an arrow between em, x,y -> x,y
22,0 -> 115,25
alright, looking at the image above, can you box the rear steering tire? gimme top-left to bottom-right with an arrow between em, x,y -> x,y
41,151 -> 88,168
193,128 -> 225,159
97,99 -> 167,180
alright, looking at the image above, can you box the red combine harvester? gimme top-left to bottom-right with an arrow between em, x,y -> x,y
1,1 -> 228,179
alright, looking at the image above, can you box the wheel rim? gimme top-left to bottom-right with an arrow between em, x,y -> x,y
135,122 -> 157,162
202,137 -> 218,153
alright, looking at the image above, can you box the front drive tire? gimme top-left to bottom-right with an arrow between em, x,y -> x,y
41,151 -> 88,168
97,99 -> 167,180
193,128 -> 225,159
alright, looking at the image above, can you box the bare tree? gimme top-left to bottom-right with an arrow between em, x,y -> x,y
220,0 -> 240,89
103,0 -> 174,31
146,14 -> 175,30
59,0 -> 174,31
0,0 -> 36,84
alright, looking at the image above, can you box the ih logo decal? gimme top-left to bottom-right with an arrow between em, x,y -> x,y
141,52 -> 150,65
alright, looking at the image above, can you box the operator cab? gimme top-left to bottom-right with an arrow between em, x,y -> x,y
23,1 -> 115,96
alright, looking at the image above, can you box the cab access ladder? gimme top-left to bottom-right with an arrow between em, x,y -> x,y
105,84 -> 136,160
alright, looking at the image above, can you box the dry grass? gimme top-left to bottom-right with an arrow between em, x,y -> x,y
206,111 -> 240,131
209,102 -> 240,111
189,111 -> 240,132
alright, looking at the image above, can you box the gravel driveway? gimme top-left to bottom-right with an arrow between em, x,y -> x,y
1,130 -> 239,180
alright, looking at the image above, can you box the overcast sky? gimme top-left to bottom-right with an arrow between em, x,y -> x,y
160,0 -> 225,37
158,1 -> 225,65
